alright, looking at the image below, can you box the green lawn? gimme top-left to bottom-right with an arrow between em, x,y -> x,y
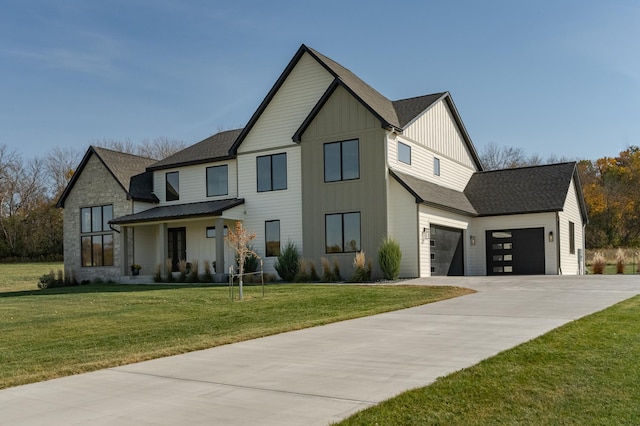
0,262 -> 63,292
0,269 -> 472,389
336,295 -> 640,425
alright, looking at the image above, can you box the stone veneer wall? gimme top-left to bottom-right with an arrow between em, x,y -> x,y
62,154 -> 134,282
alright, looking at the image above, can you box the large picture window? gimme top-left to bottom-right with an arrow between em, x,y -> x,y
80,205 -> 114,267
265,220 -> 281,257
257,153 -> 287,192
166,171 -> 179,201
206,165 -> 228,197
325,212 -> 361,253
324,139 -> 359,182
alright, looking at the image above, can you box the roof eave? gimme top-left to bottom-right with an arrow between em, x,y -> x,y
146,154 -> 236,172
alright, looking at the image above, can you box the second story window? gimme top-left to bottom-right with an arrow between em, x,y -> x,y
207,165 -> 228,197
257,153 -> 287,192
166,171 -> 179,201
324,139 -> 359,182
398,142 -> 411,165
433,157 -> 441,176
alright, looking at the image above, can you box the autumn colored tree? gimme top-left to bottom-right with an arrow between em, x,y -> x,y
225,221 -> 259,300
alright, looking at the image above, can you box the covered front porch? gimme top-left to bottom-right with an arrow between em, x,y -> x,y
109,199 -> 245,282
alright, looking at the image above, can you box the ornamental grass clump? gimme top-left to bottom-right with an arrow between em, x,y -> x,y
592,251 -> 606,274
378,237 -> 402,280
615,248 -> 626,274
274,242 -> 299,282
294,258 -> 310,282
351,251 -> 372,282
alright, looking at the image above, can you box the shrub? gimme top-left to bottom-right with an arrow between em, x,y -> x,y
321,257 -> 334,282
153,264 -> 163,283
202,260 -> 213,282
38,271 -> 56,289
378,237 -> 402,280
351,251 -> 372,282
615,248 -> 626,274
592,251 -> 606,274
274,242 -> 299,281
187,260 -> 200,283
332,257 -> 342,281
309,261 -> 320,282
294,259 -> 310,283
243,245 -> 260,273
178,260 -> 188,282
166,258 -> 174,283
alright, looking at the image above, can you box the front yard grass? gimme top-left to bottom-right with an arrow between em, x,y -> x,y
336,295 -> 640,425
0,281 -> 472,389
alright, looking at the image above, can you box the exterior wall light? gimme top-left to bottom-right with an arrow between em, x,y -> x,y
548,231 -> 554,242
470,235 -> 476,246
422,227 -> 429,242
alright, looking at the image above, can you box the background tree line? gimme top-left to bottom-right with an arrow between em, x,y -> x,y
0,138 -> 185,261
0,139 -> 635,261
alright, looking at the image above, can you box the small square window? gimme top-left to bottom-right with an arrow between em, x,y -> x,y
434,157 -> 440,176
398,142 -> 411,165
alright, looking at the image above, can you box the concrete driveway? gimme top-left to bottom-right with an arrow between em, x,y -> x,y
1,275 -> 638,425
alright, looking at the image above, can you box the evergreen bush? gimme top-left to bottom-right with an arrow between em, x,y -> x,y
378,237 -> 402,280
274,242 -> 299,281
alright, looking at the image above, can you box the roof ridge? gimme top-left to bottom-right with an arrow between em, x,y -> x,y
91,145 -> 157,162
479,161 -> 576,174
392,92 -> 447,103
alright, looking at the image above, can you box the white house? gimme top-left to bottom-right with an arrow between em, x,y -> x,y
57,44 -> 588,282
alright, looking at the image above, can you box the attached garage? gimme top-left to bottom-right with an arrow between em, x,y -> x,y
485,228 -> 545,275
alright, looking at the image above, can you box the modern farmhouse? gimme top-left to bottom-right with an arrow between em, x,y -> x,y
57,44 -> 588,282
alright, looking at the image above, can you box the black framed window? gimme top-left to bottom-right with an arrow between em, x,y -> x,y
206,225 -> 228,238
257,153 -> 287,192
265,220 -> 281,257
398,142 -> 411,165
569,221 -> 575,254
206,165 -> 228,197
80,205 -> 114,267
434,157 -> 440,176
166,171 -> 179,201
325,212 -> 361,253
324,139 -> 359,182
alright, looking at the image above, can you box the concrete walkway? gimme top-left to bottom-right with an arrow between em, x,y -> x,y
1,275 -> 638,425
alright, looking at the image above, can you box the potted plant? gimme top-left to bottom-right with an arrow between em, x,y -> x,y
131,264 -> 142,276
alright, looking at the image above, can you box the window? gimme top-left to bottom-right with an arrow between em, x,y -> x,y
257,153 -> 287,192
433,157 -> 440,176
325,212 -> 361,253
166,171 -> 179,201
569,221 -> 575,254
398,142 -> 411,165
265,220 -> 281,257
80,205 -> 114,267
206,226 -> 227,238
324,139 -> 359,182
206,165 -> 228,197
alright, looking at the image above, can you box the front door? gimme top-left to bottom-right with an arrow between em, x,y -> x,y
168,227 -> 186,272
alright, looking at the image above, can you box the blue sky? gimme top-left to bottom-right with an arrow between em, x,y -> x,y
1,0 -> 638,162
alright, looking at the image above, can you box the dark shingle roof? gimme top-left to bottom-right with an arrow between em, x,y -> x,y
110,198 -> 245,225
464,162 -> 578,216
392,93 -> 446,128
57,146 -> 157,208
129,171 -> 159,203
148,128 -> 242,171
390,169 -> 477,216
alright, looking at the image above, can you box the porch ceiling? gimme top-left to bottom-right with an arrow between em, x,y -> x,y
109,198 -> 245,225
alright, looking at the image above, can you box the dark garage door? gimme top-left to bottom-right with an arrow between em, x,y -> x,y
430,225 -> 464,276
486,227 -> 545,275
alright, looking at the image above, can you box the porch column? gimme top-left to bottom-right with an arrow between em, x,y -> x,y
158,223 -> 168,275
215,218 -> 225,278
121,226 -> 129,276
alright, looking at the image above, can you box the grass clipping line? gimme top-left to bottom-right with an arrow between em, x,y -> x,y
0,283 -> 473,389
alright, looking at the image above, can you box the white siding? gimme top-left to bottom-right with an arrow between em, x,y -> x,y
132,225 -> 158,272
558,178 -> 585,275
470,213 -> 557,275
152,160 -> 238,205
387,178 -> 419,277
418,204 -> 473,277
388,133 -> 475,192
237,146 -> 303,274
238,53 -> 333,154
402,99 -> 477,169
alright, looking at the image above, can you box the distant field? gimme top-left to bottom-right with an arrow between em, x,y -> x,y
0,262 -> 63,292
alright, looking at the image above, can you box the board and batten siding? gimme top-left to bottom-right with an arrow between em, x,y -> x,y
236,146 -> 303,275
402,99 -> 477,169
388,134 -> 475,192
300,85 -> 388,279
152,160 -> 238,205
238,52 -> 333,154
418,204 -> 473,277
558,177 -> 585,275
470,213 -> 558,275
387,178 -> 419,277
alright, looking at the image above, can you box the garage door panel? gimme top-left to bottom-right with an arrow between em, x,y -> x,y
430,225 -> 464,276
